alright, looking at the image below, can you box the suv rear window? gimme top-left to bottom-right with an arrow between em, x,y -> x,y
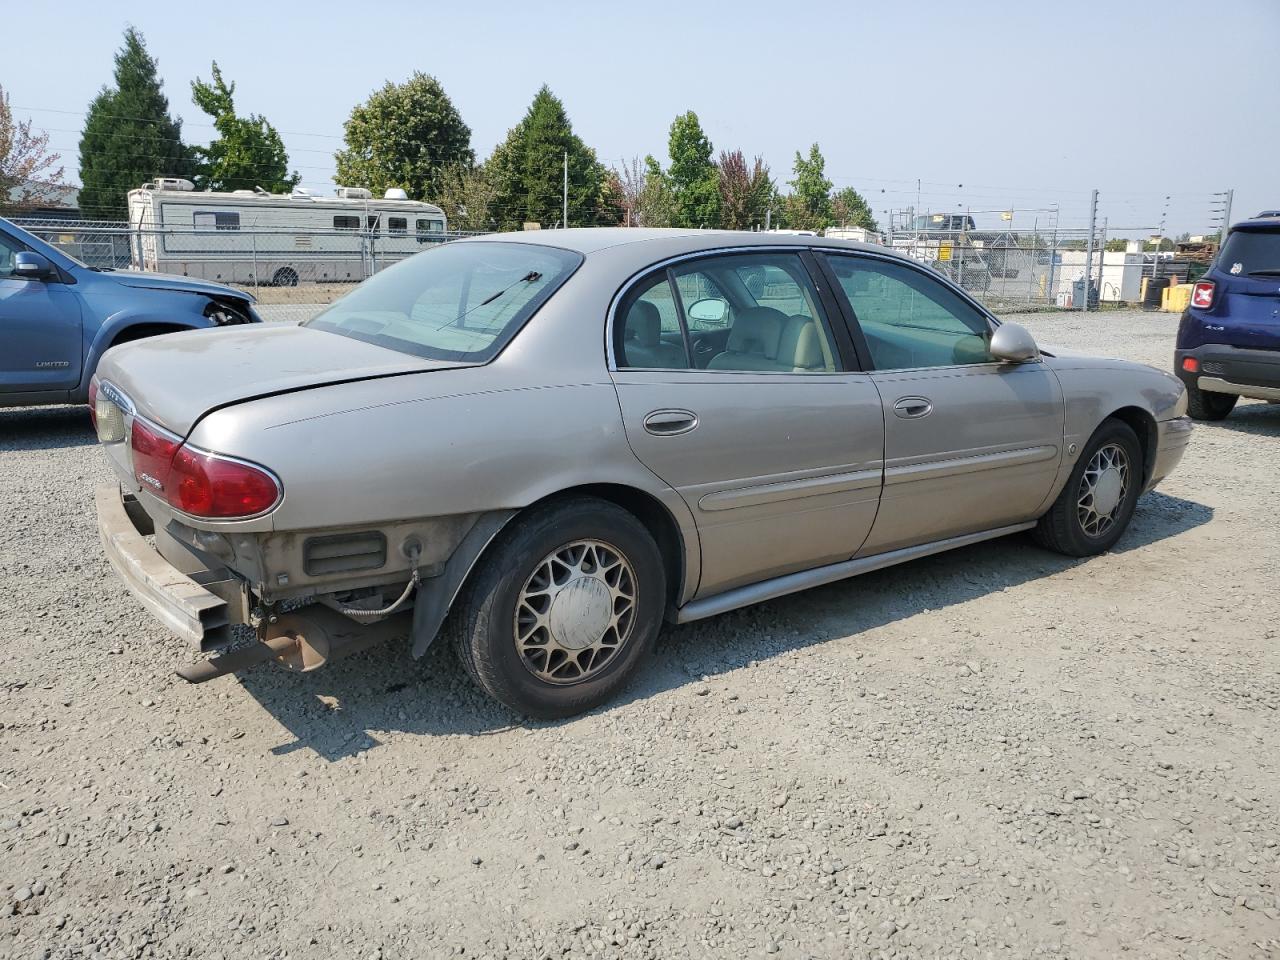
1220,229 -> 1280,276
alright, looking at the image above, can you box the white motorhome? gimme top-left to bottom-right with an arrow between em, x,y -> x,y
126,179 -> 448,286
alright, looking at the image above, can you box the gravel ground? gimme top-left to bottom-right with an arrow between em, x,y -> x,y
2,309 -> 1278,960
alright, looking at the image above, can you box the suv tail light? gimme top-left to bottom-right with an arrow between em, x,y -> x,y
1191,280 -> 1215,309
130,419 -> 281,519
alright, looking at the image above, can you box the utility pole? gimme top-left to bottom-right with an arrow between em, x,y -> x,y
1082,188 -> 1098,313
1212,188 -> 1234,243
563,151 -> 568,229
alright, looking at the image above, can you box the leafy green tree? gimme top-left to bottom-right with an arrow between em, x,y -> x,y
434,162 -> 497,232
334,72 -> 473,201
666,111 -> 720,228
190,62 -> 298,193
78,27 -> 191,220
0,85 -> 66,209
717,149 -> 772,230
486,85 -> 618,229
784,143 -> 833,231
635,155 -> 675,227
831,185 -> 877,231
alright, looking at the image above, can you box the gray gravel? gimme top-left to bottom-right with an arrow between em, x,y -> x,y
2,309 -> 1278,959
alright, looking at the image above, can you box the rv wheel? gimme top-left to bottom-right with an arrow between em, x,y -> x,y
272,267 -> 299,287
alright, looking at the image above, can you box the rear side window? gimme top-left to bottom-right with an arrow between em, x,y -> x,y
388,217 -> 408,234
1219,230 -> 1280,276
334,215 -> 360,230
194,211 -> 240,231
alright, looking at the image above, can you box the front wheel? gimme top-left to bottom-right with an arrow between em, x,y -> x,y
449,497 -> 666,719
1185,383 -> 1236,421
1033,419 -> 1143,557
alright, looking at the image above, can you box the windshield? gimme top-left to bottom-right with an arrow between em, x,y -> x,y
1219,229 -> 1280,275
305,241 -> 582,362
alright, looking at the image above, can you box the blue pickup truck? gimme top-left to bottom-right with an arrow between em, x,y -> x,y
1175,214 -> 1280,420
0,218 -> 261,409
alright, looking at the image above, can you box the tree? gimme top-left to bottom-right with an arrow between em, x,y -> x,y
434,162 -> 497,232
831,185 -> 877,231
784,143 -> 833,231
334,73 -> 473,202
666,111 -> 720,228
190,63 -> 298,194
485,85 -> 618,229
635,155 -> 675,228
717,149 -> 772,230
0,86 -> 66,209
78,27 -> 191,220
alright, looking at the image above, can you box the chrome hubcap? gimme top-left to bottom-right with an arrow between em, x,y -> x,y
514,539 -> 637,685
1077,443 -> 1129,538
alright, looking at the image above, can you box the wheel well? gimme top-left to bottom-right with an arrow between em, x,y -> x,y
530,484 -> 687,611
1106,406 -> 1157,484
109,322 -> 191,349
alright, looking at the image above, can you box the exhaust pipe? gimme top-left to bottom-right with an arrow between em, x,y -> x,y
175,606 -> 411,683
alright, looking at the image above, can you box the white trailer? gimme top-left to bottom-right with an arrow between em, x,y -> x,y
126,179 -> 448,286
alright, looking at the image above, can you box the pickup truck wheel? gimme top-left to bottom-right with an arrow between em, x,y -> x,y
1033,419 -> 1142,557
449,497 -> 666,720
1185,383 -> 1236,421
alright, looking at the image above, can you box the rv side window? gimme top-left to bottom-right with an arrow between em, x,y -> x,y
416,218 -> 445,243
388,217 -> 408,234
334,216 -> 360,230
367,215 -> 380,235
194,211 -> 240,231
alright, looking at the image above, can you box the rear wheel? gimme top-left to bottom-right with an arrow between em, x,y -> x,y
272,266 -> 299,287
449,497 -> 666,719
1033,419 -> 1143,557
1185,383 -> 1237,421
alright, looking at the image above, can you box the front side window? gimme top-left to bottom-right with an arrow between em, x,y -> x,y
416,218 -> 446,243
615,252 -> 841,372
388,217 -> 408,234
306,241 -> 581,362
333,215 -> 360,230
822,254 -> 992,369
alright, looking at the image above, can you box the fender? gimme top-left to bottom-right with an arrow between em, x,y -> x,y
78,296 -> 218,401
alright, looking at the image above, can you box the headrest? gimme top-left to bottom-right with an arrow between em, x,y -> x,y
625,301 -> 662,347
726,307 -> 786,358
780,315 -> 824,370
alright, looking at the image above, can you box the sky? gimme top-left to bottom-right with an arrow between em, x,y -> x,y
5,0 -> 1278,237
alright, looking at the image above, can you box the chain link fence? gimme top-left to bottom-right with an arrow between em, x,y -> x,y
13,218 -> 1150,320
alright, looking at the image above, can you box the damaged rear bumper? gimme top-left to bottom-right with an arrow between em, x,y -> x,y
95,483 -> 248,650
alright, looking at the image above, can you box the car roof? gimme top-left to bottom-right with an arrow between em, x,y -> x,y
1231,217 -> 1280,232
461,226 -> 904,260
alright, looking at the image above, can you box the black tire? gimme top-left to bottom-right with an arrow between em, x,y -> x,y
1033,419 -> 1143,557
448,497 -> 666,719
1185,384 -> 1236,421
272,266 -> 299,287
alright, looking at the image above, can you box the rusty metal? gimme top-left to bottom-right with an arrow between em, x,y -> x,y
175,633 -> 299,683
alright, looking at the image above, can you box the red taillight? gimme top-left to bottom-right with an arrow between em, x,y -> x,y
130,418 -> 280,519
1191,280 -> 1215,310
87,379 -> 98,430
1182,356 -> 1200,373
168,446 -> 281,518
130,418 -> 183,495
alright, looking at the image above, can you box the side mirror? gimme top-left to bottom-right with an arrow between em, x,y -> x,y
13,251 -> 54,280
687,297 -> 728,325
990,321 -> 1040,363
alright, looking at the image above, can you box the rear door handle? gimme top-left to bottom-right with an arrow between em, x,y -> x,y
643,409 -> 698,436
892,396 -> 933,419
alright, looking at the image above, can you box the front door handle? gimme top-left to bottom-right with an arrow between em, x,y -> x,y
892,396 -> 933,419
643,409 -> 698,436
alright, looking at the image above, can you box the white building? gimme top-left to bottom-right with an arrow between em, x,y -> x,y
126,179 -> 448,286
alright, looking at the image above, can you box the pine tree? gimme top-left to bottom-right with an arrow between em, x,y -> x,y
334,73 -> 473,201
78,27 -> 191,220
485,85 -> 618,230
191,62 -> 298,194
666,111 -> 720,228
784,143 -> 834,232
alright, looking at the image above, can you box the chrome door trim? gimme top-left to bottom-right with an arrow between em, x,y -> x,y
883,444 -> 1059,487
697,466 -> 883,512
675,521 -> 1036,623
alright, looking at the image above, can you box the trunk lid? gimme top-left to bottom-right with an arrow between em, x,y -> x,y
96,324 -> 469,436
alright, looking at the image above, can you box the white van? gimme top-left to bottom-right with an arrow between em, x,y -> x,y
126,180 -> 448,286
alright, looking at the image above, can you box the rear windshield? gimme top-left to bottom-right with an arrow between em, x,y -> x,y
1219,229 -> 1280,276
305,241 -> 582,362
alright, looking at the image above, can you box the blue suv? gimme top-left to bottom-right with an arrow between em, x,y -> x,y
1,217 -> 261,409
1175,214 -> 1280,420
